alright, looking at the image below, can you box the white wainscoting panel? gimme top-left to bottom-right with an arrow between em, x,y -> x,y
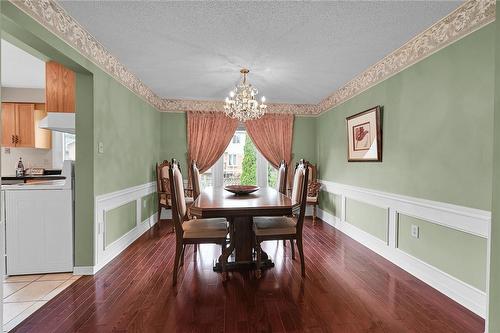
74,182 -> 158,275
316,180 -> 490,318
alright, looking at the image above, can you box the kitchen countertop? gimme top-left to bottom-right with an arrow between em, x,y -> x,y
2,180 -> 68,190
2,175 -> 66,181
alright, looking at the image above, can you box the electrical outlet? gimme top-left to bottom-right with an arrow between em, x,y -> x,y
98,142 -> 104,154
411,224 -> 419,239
143,200 -> 147,208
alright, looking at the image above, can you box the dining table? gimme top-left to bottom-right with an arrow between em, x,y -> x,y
190,186 -> 299,273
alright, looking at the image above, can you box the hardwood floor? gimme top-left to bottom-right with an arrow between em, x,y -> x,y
12,218 -> 484,332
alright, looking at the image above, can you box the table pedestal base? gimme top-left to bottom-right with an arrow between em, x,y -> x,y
214,215 -> 275,273
213,257 -> 274,272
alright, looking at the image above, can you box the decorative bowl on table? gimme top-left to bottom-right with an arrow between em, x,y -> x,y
224,185 -> 260,195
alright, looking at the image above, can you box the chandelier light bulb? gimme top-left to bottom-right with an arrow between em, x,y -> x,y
261,96 -> 266,103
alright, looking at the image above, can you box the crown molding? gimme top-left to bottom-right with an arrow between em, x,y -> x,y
9,0 -> 495,116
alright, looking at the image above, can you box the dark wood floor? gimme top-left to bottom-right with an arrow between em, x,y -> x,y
12,218 -> 484,333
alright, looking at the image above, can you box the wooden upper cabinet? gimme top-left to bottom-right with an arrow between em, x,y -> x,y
2,103 -> 17,147
46,61 -> 75,113
16,104 -> 35,148
1,103 -> 51,149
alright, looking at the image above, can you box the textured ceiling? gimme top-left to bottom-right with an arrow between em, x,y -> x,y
59,1 -> 461,105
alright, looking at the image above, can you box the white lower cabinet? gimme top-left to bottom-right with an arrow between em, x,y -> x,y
4,189 -> 73,275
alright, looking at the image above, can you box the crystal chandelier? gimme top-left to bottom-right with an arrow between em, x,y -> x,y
224,68 -> 267,122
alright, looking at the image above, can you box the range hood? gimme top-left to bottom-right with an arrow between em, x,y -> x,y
39,112 -> 75,134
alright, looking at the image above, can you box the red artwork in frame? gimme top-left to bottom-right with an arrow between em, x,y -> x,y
346,106 -> 382,162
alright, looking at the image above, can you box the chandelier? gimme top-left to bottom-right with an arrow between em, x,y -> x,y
224,68 -> 267,122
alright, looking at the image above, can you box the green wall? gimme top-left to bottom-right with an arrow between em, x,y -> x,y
2,3 -> 160,265
160,112 -> 188,172
319,191 -> 341,218
398,214 -> 487,291
317,24 -> 494,311
345,199 -> 388,242
488,7 -> 500,332
94,75 -> 160,196
105,202 -> 137,246
317,25 -> 495,211
141,193 -> 158,222
292,116 -> 317,164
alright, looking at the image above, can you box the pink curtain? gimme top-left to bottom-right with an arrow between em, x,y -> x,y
187,111 -> 238,174
245,114 -> 294,169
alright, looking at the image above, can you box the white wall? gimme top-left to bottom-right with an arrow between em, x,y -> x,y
1,87 -> 44,103
1,147 -> 52,176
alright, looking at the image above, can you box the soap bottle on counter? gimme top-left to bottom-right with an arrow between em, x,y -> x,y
16,158 -> 24,177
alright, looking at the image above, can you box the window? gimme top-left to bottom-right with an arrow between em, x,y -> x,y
268,164 -> 278,189
228,154 -> 237,166
200,166 -> 213,188
200,129 -> 277,189
231,134 -> 241,144
63,133 -> 76,161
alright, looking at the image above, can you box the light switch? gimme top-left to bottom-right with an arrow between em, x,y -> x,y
411,224 -> 419,239
98,142 -> 104,154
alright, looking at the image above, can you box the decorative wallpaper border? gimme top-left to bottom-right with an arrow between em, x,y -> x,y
9,0 -> 495,116
162,99 -> 319,115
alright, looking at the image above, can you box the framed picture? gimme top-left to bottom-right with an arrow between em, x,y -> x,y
346,106 -> 382,162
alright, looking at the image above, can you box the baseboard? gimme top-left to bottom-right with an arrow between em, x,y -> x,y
80,212 -> 158,276
317,208 -> 487,318
94,213 -> 158,274
73,266 -> 96,275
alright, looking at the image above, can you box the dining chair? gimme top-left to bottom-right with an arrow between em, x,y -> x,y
156,160 -> 195,232
190,160 -> 201,199
276,160 -> 288,195
169,159 -> 229,285
253,159 -> 310,278
306,164 -> 321,225
156,160 -> 171,227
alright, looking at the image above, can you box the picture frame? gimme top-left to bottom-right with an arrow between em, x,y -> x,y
346,106 -> 382,162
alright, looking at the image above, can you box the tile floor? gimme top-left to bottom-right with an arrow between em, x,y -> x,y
3,273 -> 80,332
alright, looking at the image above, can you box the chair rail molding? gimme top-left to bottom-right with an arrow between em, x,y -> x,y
9,0 -> 495,116
74,182 -> 158,275
316,179 -> 491,318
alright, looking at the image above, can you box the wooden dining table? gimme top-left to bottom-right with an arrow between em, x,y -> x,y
190,186 -> 299,272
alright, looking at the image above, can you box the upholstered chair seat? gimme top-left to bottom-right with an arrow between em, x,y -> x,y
182,218 -> 228,239
253,216 -> 296,236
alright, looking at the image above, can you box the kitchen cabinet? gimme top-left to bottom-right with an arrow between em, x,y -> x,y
1,103 -> 51,149
2,103 -> 16,147
4,188 -> 73,275
46,61 -> 75,113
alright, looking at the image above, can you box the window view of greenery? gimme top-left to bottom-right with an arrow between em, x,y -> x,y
240,134 -> 256,185
224,131 -> 256,186
202,130 -> 276,188
268,165 -> 277,188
